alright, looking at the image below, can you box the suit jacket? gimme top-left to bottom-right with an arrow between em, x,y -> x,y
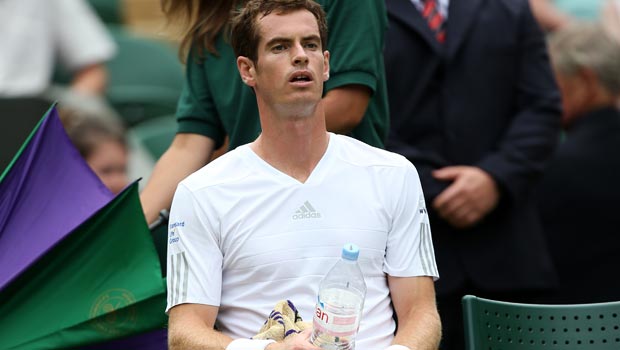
537,107 -> 620,303
384,0 -> 561,294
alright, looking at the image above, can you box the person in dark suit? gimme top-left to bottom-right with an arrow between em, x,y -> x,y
384,0 -> 562,348
538,22 -> 620,304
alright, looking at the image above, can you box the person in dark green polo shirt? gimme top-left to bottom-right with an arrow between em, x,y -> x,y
141,0 -> 389,224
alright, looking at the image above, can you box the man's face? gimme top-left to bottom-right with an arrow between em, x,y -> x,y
243,9 -> 329,114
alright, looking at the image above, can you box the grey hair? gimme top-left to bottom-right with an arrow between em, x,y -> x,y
549,22 -> 620,94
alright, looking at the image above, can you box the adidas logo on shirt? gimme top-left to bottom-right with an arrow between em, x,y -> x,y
292,201 -> 322,220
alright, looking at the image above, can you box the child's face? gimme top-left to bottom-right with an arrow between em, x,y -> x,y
87,139 -> 129,194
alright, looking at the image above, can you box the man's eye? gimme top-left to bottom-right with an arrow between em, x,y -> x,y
305,43 -> 318,49
273,44 -> 286,52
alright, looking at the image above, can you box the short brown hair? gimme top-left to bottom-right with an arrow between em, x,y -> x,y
230,0 -> 328,63
59,108 -> 127,159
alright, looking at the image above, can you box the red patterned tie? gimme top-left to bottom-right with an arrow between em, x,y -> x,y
422,0 -> 446,43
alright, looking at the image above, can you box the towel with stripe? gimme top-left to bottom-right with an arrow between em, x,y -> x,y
253,300 -> 311,341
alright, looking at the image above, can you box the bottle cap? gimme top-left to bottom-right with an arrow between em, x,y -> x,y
341,243 -> 360,261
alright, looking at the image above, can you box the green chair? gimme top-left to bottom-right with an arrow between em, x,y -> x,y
105,27 -> 184,126
462,295 -> 620,349
129,115 -> 176,160
87,0 -> 123,25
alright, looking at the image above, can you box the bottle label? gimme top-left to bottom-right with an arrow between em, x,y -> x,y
313,302 -> 360,338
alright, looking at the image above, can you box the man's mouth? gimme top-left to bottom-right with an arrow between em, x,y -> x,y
290,71 -> 313,82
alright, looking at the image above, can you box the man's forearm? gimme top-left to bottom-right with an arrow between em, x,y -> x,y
140,133 -> 215,224
140,151 -> 196,224
392,306 -> 442,350
169,325 -> 233,350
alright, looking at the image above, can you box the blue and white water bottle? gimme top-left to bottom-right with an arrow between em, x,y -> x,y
310,243 -> 367,350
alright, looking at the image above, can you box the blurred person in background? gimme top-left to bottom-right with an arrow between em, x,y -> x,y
602,0 -> 620,42
139,0 -> 389,224
537,22 -> 620,304
0,0 -> 118,179
383,0 -> 562,348
529,0 -> 572,31
61,109 -> 129,195
0,0 -> 116,98
530,0 -> 616,31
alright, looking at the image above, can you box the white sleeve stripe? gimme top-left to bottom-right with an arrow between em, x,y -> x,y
171,252 -> 189,305
420,223 -> 438,276
425,224 -> 438,276
174,254 -> 179,305
418,222 -> 430,275
181,252 -> 189,303
169,253 -> 176,305
426,224 -> 439,276
422,223 -> 431,276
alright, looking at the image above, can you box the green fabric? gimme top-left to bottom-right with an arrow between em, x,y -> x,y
0,183 -> 167,350
21,293 -> 167,349
87,0 -> 122,24
176,0 -> 389,149
553,0 -> 606,20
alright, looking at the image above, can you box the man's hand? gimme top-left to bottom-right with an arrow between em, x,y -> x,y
265,329 -> 322,350
432,166 -> 500,229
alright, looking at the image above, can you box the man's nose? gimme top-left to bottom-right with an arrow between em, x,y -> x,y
292,43 -> 309,65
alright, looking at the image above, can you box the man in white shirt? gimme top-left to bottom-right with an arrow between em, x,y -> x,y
166,1 -> 442,349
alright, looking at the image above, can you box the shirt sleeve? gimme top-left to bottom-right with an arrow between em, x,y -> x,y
384,162 -> 439,280
166,183 -> 223,313
53,0 -> 116,70
176,51 -> 227,149
322,0 -> 387,95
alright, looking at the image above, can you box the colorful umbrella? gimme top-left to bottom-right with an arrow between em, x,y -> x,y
0,106 -> 167,349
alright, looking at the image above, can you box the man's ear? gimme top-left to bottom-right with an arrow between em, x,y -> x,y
323,50 -> 330,82
237,56 -> 256,87
578,68 -> 602,101
579,68 -> 599,88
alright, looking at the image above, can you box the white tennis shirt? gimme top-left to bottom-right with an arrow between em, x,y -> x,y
167,134 -> 439,350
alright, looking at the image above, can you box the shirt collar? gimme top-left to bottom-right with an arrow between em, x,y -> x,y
409,0 -> 450,19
